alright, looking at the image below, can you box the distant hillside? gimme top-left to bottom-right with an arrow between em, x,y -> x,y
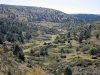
72,14 -> 100,22
0,4 -> 100,23
0,4 -> 76,23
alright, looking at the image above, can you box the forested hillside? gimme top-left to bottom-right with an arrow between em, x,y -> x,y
72,14 -> 100,22
0,4 -> 77,23
0,4 -> 84,44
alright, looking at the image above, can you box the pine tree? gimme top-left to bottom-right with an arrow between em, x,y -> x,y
96,34 -> 99,39
67,32 -> 71,38
7,69 -> 12,75
64,66 -> 72,75
13,44 -> 25,61
18,52 -> 25,61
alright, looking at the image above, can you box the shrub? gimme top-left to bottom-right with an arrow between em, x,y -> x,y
90,46 -> 100,56
64,66 -> 72,75
81,45 -> 91,52
74,59 -> 92,67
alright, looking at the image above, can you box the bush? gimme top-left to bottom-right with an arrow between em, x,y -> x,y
64,66 -> 72,75
65,49 -> 73,53
8,51 -> 13,57
81,45 -> 91,52
74,59 -> 92,67
13,44 -> 25,61
7,69 -> 12,75
90,46 -> 100,55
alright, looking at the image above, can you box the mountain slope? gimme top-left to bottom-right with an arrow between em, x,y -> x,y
72,14 -> 100,22
0,4 -> 76,23
1,4 -> 100,23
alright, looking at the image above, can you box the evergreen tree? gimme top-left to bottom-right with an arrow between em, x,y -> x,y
78,30 -> 84,43
67,32 -> 71,38
18,52 -> 25,61
0,37 -> 3,44
13,44 -> 25,61
0,33 -> 3,44
7,69 -> 12,75
78,36 -> 83,43
64,66 -> 72,75
96,34 -> 99,39
60,48 -> 65,53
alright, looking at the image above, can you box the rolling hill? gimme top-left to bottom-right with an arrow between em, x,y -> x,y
0,4 -> 76,23
72,14 -> 100,22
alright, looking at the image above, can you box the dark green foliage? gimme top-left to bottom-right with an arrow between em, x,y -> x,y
58,39 -> 65,43
18,33 -> 24,43
76,47 -> 80,51
78,25 -> 92,43
13,44 -> 21,56
6,32 -> 15,43
90,46 -> 100,56
40,47 -> 48,56
54,70 -> 57,75
78,32 -> 83,43
96,34 -> 99,39
69,42 -> 72,48
30,49 -> 34,54
7,69 -> 12,75
78,37 -> 83,43
0,36 -> 3,44
60,48 -> 65,53
18,52 -> 25,61
84,29 -> 91,40
25,32 -> 32,40
60,48 -> 66,58
74,59 -> 92,67
67,40 -> 70,43
0,19 -> 27,43
64,66 -> 72,75
43,27 -> 58,34
3,43 -> 9,53
0,32 -> 4,44
13,44 -> 25,61
81,45 -> 91,52
67,32 -> 71,38
43,42 -> 47,45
